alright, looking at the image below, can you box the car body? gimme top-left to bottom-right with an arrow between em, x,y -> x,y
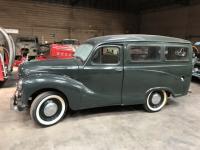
58,39 -> 80,50
15,36 -> 39,57
192,61 -> 200,79
192,46 -> 200,79
192,45 -> 200,58
11,34 -> 193,126
50,44 -> 75,58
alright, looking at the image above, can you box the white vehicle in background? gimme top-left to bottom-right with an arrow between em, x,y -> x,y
15,36 -> 39,60
14,36 -> 39,66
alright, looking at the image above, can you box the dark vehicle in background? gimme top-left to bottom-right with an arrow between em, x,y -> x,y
14,36 -> 39,66
193,61 -> 200,79
11,35 -> 193,126
57,39 -> 80,50
192,44 -> 200,79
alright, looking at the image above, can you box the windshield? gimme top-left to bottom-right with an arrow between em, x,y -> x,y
75,44 -> 93,62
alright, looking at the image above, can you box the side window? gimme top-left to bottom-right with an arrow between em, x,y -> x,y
92,46 -> 120,64
128,45 -> 161,61
165,47 -> 188,61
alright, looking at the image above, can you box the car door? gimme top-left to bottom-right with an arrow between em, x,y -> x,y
122,42 -> 164,105
78,44 -> 123,109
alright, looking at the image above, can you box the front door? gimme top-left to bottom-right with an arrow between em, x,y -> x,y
78,44 -> 123,108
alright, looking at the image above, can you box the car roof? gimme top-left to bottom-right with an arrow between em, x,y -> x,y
86,34 -> 191,45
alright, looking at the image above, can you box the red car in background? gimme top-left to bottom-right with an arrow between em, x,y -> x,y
36,39 -> 79,61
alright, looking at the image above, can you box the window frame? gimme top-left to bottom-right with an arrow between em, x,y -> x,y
164,45 -> 190,62
127,43 -> 163,63
91,45 -> 122,66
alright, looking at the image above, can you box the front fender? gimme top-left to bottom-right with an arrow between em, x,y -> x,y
21,73 -> 82,110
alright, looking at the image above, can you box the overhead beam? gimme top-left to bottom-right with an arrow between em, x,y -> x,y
69,0 -> 81,6
138,0 -> 192,12
176,0 -> 191,6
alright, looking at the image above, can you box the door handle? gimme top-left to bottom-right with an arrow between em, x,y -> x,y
114,68 -> 123,72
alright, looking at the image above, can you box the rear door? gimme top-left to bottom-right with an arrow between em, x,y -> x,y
122,42 -> 164,105
163,43 -> 192,94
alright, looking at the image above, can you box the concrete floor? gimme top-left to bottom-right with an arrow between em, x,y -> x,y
0,71 -> 200,150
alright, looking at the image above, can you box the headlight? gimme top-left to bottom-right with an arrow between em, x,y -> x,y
17,79 -> 23,90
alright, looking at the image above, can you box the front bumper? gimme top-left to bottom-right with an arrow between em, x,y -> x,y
10,90 -> 28,111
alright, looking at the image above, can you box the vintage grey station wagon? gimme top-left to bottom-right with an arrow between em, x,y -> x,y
11,35 -> 193,126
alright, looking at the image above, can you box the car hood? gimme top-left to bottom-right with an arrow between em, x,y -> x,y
18,59 -> 79,78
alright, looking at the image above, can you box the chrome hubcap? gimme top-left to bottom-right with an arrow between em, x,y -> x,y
151,93 -> 162,105
43,101 -> 58,117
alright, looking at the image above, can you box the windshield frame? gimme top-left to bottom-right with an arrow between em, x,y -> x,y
74,42 -> 94,64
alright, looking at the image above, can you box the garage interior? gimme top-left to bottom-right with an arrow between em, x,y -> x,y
2,0 -> 200,43
0,0 -> 200,149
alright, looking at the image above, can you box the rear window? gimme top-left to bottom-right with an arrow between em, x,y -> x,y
128,46 -> 161,61
165,47 -> 189,61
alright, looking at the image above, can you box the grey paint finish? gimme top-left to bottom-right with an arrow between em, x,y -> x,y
13,35 -> 193,111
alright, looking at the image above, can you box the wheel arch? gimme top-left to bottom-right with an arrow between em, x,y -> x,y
145,87 -> 175,97
28,88 -> 70,109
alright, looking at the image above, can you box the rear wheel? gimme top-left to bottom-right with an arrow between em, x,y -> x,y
30,91 -> 67,126
144,90 -> 167,112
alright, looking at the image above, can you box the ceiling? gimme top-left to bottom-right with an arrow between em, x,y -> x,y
33,0 -> 196,13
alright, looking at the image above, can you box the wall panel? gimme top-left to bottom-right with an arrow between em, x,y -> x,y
0,0 -> 136,43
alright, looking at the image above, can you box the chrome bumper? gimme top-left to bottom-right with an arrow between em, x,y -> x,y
10,91 -> 27,111
10,95 -> 19,111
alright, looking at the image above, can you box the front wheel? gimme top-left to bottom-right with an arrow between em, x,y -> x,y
144,90 -> 167,112
30,91 -> 67,126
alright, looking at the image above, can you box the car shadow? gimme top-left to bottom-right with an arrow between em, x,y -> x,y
19,98 -> 180,128
69,104 -> 143,119
0,71 -> 17,88
166,98 -> 179,107
1,78 -> 16,88
68,97 -> 179,120
191,77 -> 200,84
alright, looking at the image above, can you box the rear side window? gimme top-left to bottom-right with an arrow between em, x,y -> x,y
165,47 -> 188,61
92,46 -> 120,64
128,46 -> 161,61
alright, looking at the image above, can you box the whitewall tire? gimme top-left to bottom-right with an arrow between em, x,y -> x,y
30,91 -> 67,126
144,90 -> 167,112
